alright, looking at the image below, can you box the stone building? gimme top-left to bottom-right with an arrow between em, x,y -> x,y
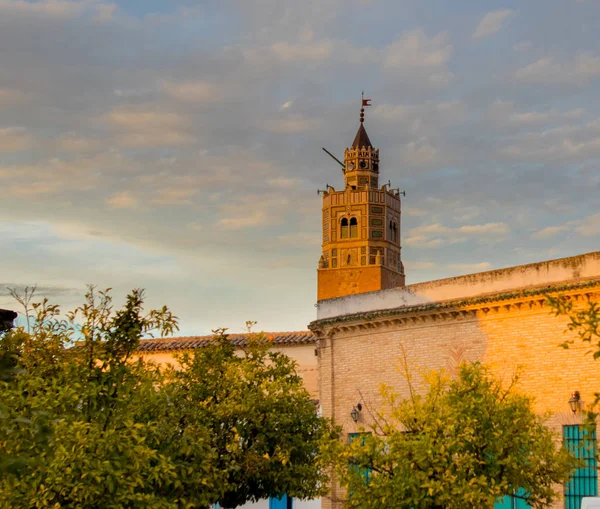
310,253 -> 600,509
140,102 -> 600,509
309,104 -> 600,509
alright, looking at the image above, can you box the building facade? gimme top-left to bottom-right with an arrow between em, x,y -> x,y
138,102 -> 600,508
310,104 -> 600,509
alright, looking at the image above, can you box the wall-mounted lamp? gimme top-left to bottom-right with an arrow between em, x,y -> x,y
350,403 -> 362,423
568,391 -> 581,414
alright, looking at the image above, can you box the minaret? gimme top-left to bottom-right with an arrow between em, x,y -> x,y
317,97 -> 405,301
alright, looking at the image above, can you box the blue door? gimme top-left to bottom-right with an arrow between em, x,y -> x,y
269,494 -> 292,509
494,489 -> 530,508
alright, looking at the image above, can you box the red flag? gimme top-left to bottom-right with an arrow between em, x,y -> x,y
362,98 -> 372,107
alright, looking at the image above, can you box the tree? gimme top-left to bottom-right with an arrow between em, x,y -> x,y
170,325 -> 333,508
1,290 -> 332,508
327,362 -> 575,509
0,286 -> 223,508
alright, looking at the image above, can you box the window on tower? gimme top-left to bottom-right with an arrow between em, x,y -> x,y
350,217 -> 358,238
341,218 -> 349,239
389,220 -> 398,242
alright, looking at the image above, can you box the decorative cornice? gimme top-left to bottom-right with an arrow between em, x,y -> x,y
309,278 -> 600,333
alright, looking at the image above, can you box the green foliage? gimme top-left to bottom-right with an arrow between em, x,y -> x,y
171,325 -> 333,508
546,294 -> 600,357
326,362 -> 575,509
0,286 -> 222,508
0,290 -> 331,508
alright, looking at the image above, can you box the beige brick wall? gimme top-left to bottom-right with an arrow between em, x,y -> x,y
316,292 -> 600,509
136,343 -> 319,399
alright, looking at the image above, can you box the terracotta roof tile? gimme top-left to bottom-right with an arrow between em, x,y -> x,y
138,331 -> 315,352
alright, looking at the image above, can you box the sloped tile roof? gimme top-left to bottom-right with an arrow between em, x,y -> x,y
138,331 -> 315,352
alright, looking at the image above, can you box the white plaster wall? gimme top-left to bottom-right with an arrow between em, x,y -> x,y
316,251 -> 600,320
236,499 -> 270,509
233,498 -> 320,509
295,498 -> 321,508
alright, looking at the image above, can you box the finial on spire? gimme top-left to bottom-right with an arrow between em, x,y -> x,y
360,92 -> 371,123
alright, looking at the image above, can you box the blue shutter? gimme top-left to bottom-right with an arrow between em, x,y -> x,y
349,433 -> 372,485
564,425 -> 598,509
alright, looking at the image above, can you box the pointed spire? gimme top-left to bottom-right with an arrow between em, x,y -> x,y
351,123 -> 372,149
352,93 -> 373,149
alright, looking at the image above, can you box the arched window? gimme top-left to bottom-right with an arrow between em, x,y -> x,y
350,217 -> 358,238
341,218 -> 349,239
389,220 -> 398,242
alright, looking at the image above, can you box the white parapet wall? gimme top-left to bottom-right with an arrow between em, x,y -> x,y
316,251 -> 600,320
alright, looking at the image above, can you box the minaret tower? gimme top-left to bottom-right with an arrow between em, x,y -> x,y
317,97 -> 405,301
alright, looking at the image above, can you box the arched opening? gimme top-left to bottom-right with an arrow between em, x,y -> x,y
350,217 -> 358,238
389,220 -> 398,242
341,218 -> 349,239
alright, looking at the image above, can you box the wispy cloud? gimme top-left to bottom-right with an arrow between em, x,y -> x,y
516,52 -> 600,86
473,10 -> 514,40
447,262 -> 492,272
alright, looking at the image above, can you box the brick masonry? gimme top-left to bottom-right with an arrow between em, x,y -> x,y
311,256 -> 600,509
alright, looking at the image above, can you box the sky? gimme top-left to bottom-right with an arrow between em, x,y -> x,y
1,0 -> 600,336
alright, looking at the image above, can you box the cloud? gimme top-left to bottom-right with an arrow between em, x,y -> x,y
152,187 -> 199,206
410,222 -> 509,236
0,0 -> 84,18
269,40 -> 334,62
0,88 -> 29,105
0,0 -> 599,334
265,114 -> 322,134
0,283 -> 79,298
458,223 -> 509,235
515,52 -> 600,86
473,10 -> 513,40
383,29 -> 452,76
104,107 -> 195,148
575,213 -> 600,237
0,0 -> 116,22
488,100 -> 585,128
532,225 -> 570,239
404,236 -> 444,248
405,222 -> 509,249
54,133 -> 99,153
498,116 -> 600,162
162,80 -> 224,102
374,100 -> 466,130
447,262 -> 492,272
404,261 -> 435,270
107,191 -> 138,209
513,41 -> 532,52
0,127 -> 33,152
216,195 -> 290,231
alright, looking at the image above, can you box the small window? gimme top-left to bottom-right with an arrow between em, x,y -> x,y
341,218 -> 349,239
350,217 -> 358,238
